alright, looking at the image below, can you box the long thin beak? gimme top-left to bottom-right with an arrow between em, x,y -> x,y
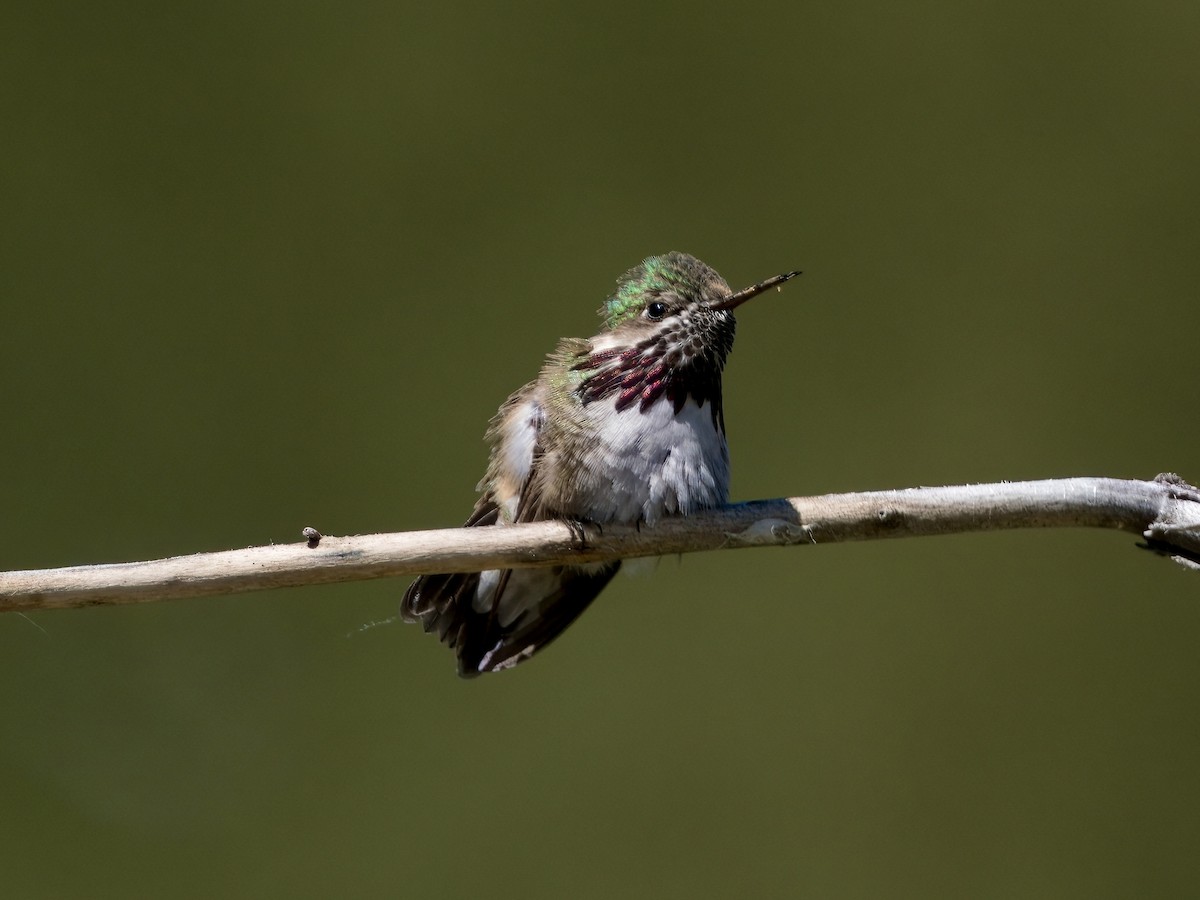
708,270 -> 801,311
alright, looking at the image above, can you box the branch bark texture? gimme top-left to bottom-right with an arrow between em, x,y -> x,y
3,475 -> 1197,613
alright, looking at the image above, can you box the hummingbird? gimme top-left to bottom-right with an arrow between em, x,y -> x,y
402,252 -> 799,677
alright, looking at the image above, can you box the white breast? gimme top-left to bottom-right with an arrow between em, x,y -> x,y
572,395 -> 730,525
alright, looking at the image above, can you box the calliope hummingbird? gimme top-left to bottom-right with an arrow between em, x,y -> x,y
402,252 -> 799,676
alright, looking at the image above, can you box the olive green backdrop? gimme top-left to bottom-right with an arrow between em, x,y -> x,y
3,2 -> 1198,897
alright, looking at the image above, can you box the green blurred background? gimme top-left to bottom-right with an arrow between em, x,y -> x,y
3,1 -> 1199,897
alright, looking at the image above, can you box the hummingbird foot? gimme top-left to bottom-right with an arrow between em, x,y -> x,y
564,517 -> 602,550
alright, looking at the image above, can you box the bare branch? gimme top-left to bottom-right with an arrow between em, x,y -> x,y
2,475 -> 1197,613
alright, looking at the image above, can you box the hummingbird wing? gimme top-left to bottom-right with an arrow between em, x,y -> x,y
399,494 -> 499,645
401,359 -> 617,676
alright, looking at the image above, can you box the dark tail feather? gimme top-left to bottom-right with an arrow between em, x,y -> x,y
401,562 -> 620,678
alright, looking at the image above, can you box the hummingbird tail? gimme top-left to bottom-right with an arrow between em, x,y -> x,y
401,561 -> 619,677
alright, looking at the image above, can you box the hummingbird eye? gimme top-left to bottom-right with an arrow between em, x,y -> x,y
645,301 -> 669,321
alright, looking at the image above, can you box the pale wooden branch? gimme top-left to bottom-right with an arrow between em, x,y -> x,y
2,474 -> 1198,613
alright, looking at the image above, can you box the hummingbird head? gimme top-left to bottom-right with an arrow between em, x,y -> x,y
576,252 -> 799,420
